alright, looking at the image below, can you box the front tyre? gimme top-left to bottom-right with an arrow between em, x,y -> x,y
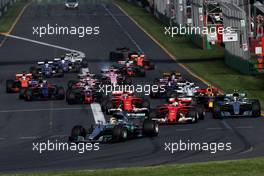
143,119 -> 159,137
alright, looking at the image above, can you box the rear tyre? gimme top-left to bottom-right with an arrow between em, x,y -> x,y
25,89 -> 33,101
30,66 -> 41,79
56,87 -> 65,100
68,80 -> 78,89
138,68 -> 146,77
196,106 -> 205,120
252,100 -> 261,117
142,99 -> 150,109
6,80 -> 14,93
81,60 -> 88,68
213,103 -> 222,119
57,69 -> 64,77
19,88 -> 26,99
66,91 -> 76,104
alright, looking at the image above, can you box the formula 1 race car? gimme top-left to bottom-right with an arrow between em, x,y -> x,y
100,68 -> 132,85
109,48 -> 155,70
66,87 -> 102,104
53,58 -> 81,73
64,52 -> 88,68
30,61 -> 64,78
151,101 -> 200,124
195,86 -> 221,111
101,92 -> 150,115
109,47 -> 131,61
113,62 -> 146,77
128,54 -> 155,70
69,112 -> 158,143
6,72 -> 33,93
213,92 -> 261,119
19,80 -> 65,101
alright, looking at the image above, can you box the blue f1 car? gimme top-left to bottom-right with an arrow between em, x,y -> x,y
30,61 -> 64,78
19,80 -> 65,101
213,92 -> 261,118
53,58 -> 81,73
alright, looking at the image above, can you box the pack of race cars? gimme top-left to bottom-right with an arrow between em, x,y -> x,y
5,48 -> 262,143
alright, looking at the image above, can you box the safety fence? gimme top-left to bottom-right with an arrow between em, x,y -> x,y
124,0 -> 264,75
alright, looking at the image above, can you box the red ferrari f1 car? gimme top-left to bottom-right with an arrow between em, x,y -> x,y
101,91 -> 150,115
150,98 -> 204,124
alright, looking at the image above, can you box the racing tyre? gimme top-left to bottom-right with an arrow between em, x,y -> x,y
81,60 -> 88,68
142,99 -> 150,109
252,100 -> 261,117
109,52 -> 123,60
25,89 -> 33,101
57,69 -> 64,77
213,103 -> 222,119
196,106 -> 205,120
56,87 -> 65,100
166,92 -> 178,100
189,110 -> 198,123
19,88 -> 26,99
69,125 -> 87,142
112,126 -> 127,142
148,63 -> 155,70
124,78 -> 132,85
6,80 -> 14,93
143,119 -> 159,136
66,91 -> 76,104
68,80 -> 78,89
106,101 -> 114,115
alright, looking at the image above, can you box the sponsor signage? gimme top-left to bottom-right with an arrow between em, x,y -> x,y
223,31 -> 238,42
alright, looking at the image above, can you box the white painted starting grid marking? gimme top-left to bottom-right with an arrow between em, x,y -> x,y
91,103 -> 106,124
20,136 -> 39,140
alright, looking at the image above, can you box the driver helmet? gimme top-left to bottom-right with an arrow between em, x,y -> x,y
44,63 -> 49,67
172,101 -> 179,107
233,92 -> 239,101
122,94 -> 129,99
110,117 -> 117,125
61,59 -> 65,64
43,80 -> 47,84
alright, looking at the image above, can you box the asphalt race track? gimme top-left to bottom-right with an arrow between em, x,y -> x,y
0,0 -> 264,173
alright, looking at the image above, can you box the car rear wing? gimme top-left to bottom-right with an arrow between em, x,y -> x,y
54,58 -> 61,61
226,93 -> 247,97
126,112 -> 146,118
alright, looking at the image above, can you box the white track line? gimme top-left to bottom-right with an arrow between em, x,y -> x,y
0,107 -> 89,113
235,126 -> 253,129
103,4 -> 143,52
221,120 -> 232,130
20,136 -> 39,140
3,34 -> 85,57
91,103 -> 106,124
206,127 -> 223,130
175,129 -> 192,131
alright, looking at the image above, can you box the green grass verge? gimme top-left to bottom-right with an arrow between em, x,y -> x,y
114,0 -> 264,110
0,0 -> 29,33
4,157 -> 264,176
